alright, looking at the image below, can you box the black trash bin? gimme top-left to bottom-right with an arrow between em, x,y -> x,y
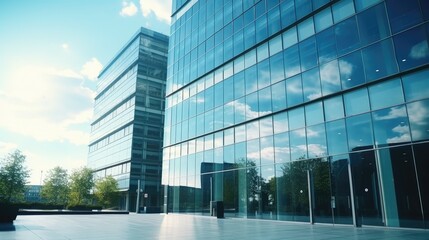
210,201 -> 224,218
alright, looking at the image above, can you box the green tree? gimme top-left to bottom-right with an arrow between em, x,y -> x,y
94,176 -> 119,208
41,167 -> 69,205
68,167 -> 94,205
0,150 -> 30,202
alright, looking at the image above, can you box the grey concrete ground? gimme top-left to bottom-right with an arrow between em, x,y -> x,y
1,213 -> 428,240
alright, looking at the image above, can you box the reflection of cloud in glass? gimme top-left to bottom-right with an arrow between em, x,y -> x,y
233,100 -> 271,119
260,120 -> 273,136
373,106 -> 407,120
320,61 -> 340,85
409,40 -> 429,59
286,78 -> 302,93
339,59 -> 353,77
290,144 -> 307,154
275,146 -> 291,155
407,101 -> 429,140
307,144 -> 327,157
293,128 -> 306,137
259,146 -> 275,161
386,125 -> 411,143
307,92 -> 321,101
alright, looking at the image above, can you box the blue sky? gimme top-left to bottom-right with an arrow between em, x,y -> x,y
0,0 -> 171,184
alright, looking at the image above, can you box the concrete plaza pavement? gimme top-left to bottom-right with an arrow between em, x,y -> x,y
1,213 -> 428,240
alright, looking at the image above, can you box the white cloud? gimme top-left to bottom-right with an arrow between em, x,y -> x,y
139,0 -> 172,24
0,63 -> 95,146
80,58 -> 103,81
120,1 -> 138,17
373,106 -> 407,121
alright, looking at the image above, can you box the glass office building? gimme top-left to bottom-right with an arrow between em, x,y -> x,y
163,0 -> 429,228
88,28 -> 168,211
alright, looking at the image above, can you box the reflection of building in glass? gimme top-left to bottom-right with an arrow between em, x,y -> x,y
24,185 -> 43,202
88,28 -> 168,211
162,0 -> 429,229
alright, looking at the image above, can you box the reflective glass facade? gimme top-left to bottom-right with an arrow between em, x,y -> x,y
88,28 -> 168,211
163,0 -> 429,228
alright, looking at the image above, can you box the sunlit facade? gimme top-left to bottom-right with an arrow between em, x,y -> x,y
163,0 -> 429,229
88,28 -> 168,211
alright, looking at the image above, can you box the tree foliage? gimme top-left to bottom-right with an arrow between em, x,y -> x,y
0,150 -> 30,202
68,167 -> 94,205
41,166 -> 69,205
94,176 -> 119,208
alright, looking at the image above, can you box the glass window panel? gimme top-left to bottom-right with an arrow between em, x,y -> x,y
339,50 -> 365,89
290,128 -> 307,160
224,102 -> 234,128
346,113 -> 374,151
246,121 -> 260,140
302,67 -> 322,101
204,109 -> 214,133
335,17 -> 360,56
320,59 -> 341,96
357,3 -> 390,46
214,106 -> 224,131
280,0 -> 296,28
314,7 -> 333,32
270,35 -> 283,57
234,71 -> 245,99
234,55 -> 245,74
286,74 -> 304,106
244,22 -> 256,50
256,14 -> 268,43
223,144 -> 235,164
362,39 -> 398,82
257,59 -> 271,89
282,27 -> 298,49
393,25 -> 429,71
368,78 -> 404,110
306,123 -> 327,158
245,65 -> 258,94
372,106 -> 411,147
317,27 -> 337,64
214,131 -> 224,148
270,52 -> 285,84
332,0 -> 355,23
289,107 -> 305,130
214,82 -> 224,108
260,116 -> 273,137
224,128 -> 234,146
245,49 -> 257,68
224,77 -> 234,103
235,141 -> 247,164
258,87 -> 273,115
355,0 -> 382,11
271,80 -> 287,112
324,95 -> 344,121
284,45 -> 301,78
274,111 -> 289,134
298,17 -> 315,40
246,92 -> 259,121
274,132 -> 290,163
295,0 -> 312,20
260,136 -> 275,165
344,88 -> 370,116
257,43 -> 269,62
407,99 -> 429,142
299,36 -> 318,71
235,124 -> 246,143
326,119 -> 348,155
204,86 -> 214,111
305,101 -> 324,126
234,97 -> 246,124
402,69 -> 429,102
267,6 -> 281,36
385,0 -> 423,33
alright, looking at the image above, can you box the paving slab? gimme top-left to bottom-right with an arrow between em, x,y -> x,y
1,214 -> 428,240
